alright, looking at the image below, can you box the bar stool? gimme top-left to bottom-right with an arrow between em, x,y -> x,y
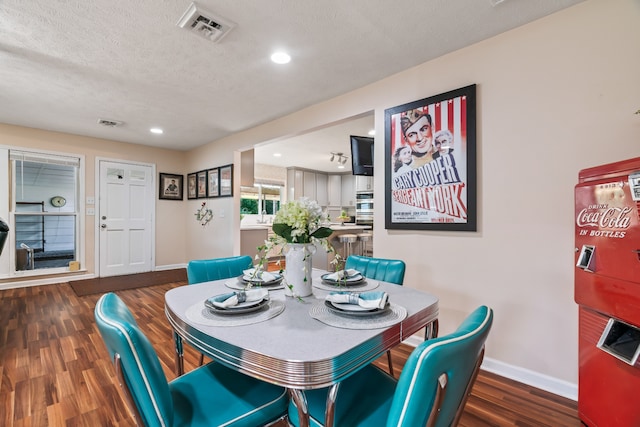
338,234 -> 359,259
357,233 -> 372,256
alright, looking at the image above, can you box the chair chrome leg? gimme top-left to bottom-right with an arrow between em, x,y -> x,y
290,388 -> 310,427
173,331 -> 184,376
386,350 -> 395,377
325,383 -> 340,427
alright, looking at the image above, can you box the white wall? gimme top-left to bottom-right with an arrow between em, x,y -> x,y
188,0 -> 640,396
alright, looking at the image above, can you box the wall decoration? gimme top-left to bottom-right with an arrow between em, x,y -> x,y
219,164 -> 233,197
196,170 -> 207,198
159,173 -> 183,200
384,84 -> 477,231
207,167 -> 219,197
187,173 -> 197,199
195,201 -> 214,226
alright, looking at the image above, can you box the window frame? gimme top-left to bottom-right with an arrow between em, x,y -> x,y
6,148 -> 85,277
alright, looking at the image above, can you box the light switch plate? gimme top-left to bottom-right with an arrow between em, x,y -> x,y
86,196 -> 95,204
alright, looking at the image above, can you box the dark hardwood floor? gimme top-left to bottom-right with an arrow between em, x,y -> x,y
0,281 -> 581,426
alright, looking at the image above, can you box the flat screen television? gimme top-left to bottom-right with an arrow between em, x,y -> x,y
350,135 -> 374,176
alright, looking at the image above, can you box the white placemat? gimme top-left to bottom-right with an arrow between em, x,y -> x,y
186,300 -> 285,327
312,280 -> 379,292
309,302 -> 407,330
225,280 -> 285,291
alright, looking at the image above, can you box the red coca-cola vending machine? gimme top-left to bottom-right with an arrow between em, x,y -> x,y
575,157 -> 640,427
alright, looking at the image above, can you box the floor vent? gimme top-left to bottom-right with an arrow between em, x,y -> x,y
97,119 -> 123,127
177,3 -> 236,43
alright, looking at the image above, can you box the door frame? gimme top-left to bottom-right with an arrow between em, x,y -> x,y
94,157 -> 156,278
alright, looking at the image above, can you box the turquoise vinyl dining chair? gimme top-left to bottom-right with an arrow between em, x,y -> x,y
187,255 -> 253,285
345,255 -> 406,376
345,254 -> 406,286
288,305 -> 493,427
95,292 -> 288,427
187,255 -> 253,365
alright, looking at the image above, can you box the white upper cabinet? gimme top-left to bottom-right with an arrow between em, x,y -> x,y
327,175 -> 342,207
303,171 -> 316,201
355,175 -> 373,192
341,174 -> 356,207
315,173 -> 328,206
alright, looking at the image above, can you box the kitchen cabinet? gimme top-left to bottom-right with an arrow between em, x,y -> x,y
287,168 -> 304,201
327,175 -> 342,206
341,174 -> 356,207
356,175 -> 373,192
303,171 -> 316,200
315,173 -> 328,206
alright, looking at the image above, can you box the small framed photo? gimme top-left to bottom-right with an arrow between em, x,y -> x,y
159,173 -> 183,200
196,170 -> 207,198
207,168 -> 220,197
219,164 -> 233,197
187,173 -> 197,199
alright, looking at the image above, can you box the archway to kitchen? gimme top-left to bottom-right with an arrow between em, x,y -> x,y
237,111 -> 375,263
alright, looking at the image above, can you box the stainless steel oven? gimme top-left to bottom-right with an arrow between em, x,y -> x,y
356,192 -> 373,225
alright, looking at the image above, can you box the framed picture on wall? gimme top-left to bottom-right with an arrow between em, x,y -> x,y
384,84 -> 477,231
187,173 -> 197,199
207,167 -> 219,197
219,164 -> 233,197
196,170 -> 207,198
159,173 -> 183,200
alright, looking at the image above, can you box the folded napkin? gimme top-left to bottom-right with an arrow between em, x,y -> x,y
325,291 -> 389,310
209,289 -> 268,309
324,269 -> 360,281
243,268 -> 277,282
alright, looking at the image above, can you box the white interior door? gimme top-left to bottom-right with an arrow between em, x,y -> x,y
99,160 -> 154,277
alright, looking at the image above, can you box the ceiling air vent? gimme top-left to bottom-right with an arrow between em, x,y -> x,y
177,2 -> 236,43
97,119 -> 123,127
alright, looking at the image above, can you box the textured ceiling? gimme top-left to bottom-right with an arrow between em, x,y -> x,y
0,0 -> 583,170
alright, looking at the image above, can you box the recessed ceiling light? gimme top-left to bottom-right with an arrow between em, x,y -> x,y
150,127 -> 163,134
271,51 -> 291,64
273,153 -> 282,157
368,129 -> 375,136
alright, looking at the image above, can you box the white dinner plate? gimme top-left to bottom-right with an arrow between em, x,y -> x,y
324,300 -> 389,317
239,273 -> 284,287
205,295 -> 270,315
321,273 -> 365,286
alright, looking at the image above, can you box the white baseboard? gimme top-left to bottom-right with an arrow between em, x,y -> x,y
403,335 -> 577,401
0,272 -> 94,291
155,263 -> 187,271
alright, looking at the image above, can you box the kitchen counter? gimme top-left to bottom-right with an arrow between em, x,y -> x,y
329,224 -> 372,231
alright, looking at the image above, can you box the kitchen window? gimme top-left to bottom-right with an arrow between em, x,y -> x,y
240,184 -> 282,215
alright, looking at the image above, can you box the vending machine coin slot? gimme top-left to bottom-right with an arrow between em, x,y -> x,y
576,245 -> 595,272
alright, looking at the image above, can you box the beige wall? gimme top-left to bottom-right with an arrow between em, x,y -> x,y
182,0 -> 640,390
0,123 -> 188,280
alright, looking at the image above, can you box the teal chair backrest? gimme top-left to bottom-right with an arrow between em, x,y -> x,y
95,292 -> 174,427
345,255 -> 406,285
387,305 -> 493,427
187,255 -> 253,285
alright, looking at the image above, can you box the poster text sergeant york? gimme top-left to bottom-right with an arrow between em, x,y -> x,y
392,154 -> 467,219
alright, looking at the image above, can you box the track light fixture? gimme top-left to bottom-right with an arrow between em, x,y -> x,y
330,152 -> 348,166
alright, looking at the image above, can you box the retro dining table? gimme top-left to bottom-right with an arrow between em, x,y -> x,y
164,269 -> 439,427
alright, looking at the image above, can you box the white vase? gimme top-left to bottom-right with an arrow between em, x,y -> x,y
283,243 -> 316,297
